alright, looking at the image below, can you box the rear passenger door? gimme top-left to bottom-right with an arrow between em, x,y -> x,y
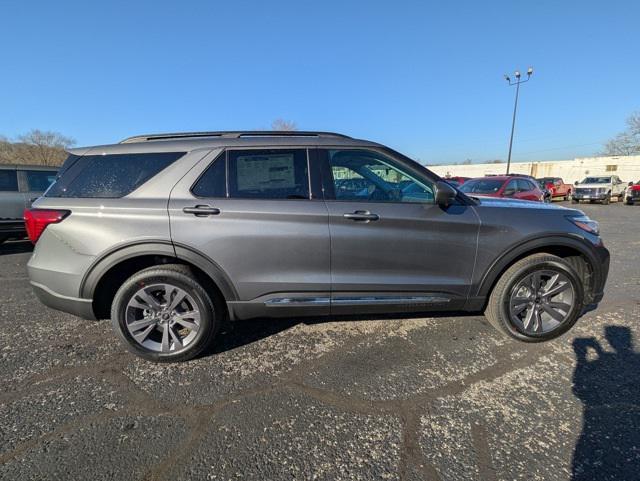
168,148 -> 331,318
514,179 -> 538,201
0,169 -> 24,221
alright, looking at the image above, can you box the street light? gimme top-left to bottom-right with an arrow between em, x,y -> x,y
504,67 -> 534,174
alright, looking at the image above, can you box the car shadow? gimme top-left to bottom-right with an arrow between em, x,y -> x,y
571,325 -> 640,480
0,239 -> 33,256
204,310 -> 480,356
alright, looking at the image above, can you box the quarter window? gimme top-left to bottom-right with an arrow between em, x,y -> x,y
228,149 -> 309,199
326,149 -> 434,203
191,152 -> 226,198
0,170 -> 19,192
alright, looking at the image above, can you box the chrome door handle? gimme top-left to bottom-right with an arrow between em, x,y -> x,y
343,211 -> 380,222
182,205 -> 221,217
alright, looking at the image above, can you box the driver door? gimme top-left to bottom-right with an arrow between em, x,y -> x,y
319,148 -> 480,314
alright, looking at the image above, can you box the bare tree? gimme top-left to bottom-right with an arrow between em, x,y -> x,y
601,111 -> 640,156
0,130 -> 75,166
271,119 -> 297,131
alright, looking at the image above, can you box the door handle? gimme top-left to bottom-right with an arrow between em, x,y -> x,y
182,205 -> 221,217
343,210 -> 380,222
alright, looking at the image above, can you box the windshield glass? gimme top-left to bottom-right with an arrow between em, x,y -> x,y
459,178 -> 504,194
581,177 -> 611,184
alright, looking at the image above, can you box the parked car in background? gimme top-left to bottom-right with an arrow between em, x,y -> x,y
625,181 -> 640,205
0,164 -> 58,244
572,175 -> 626,205
459,175 -> 545,202
444,176 -> 470,187
536,177 -> 572,201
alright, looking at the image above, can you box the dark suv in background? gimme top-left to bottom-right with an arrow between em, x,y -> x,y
0,164 -> 58,244
25,131 -> 609,362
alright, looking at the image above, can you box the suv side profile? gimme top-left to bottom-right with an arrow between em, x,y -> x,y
0,164 -> 58,245
26,132 -> 609,362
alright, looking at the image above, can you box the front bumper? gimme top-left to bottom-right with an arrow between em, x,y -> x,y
30,281 -> 96,320
573,192 -> 608,201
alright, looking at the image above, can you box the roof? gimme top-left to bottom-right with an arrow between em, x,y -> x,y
68,131 -> 382,156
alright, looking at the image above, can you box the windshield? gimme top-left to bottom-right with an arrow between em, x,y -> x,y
459,178 -> 504,194
581,177 -> 611,184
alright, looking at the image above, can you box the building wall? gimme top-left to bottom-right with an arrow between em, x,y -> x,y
428,155 -> 640,184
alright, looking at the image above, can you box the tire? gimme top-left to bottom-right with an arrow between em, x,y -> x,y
111,264 -> 220,362
571,198 -> 579,204
601,194 -> 610,205
0,236 -> 8,246
485,253 -> 584,342
626,199 -> 634,205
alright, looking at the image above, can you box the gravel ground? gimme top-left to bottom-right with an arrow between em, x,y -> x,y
1,202 -> 639,481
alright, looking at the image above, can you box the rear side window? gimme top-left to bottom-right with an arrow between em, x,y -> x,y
0,170 -> 19,192
228,149 -> 309,199
46,152 -> 184,198
24,170 -> 57,192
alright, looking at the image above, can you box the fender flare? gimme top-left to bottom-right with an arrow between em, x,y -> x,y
474,234 -> 602,298
79,240 -> 238,302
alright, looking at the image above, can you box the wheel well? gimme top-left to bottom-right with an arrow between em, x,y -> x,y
92,255 -> 227,319
483,245 -> 595,308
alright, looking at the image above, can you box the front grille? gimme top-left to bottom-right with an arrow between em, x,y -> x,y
576,188 -> 600,196
631,189 -> 640,198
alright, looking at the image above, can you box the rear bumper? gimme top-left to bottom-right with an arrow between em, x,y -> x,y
30,281 -> 96,320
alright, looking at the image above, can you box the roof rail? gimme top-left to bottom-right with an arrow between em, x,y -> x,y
120,131 -> 352,144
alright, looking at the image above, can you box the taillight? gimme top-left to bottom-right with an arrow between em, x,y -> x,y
23,209 -> 70,244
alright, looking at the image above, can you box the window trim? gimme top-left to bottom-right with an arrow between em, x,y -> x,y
318,148 -> 437,205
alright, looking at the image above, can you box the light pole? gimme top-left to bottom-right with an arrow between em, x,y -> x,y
504,67 -> 533,174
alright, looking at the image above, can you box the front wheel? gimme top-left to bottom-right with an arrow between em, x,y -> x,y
602,195 -> 610,205
111,265 -> 219,362
485,254 -> 584,342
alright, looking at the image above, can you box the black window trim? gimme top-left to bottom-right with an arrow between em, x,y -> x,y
0,169 -> 20,192
191,147 -> 315,201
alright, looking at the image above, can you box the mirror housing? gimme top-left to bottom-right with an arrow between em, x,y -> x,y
629,182 -> 634,186
503,189 -> 516,197
574,181 -> 579,185
435,180 -> 457,207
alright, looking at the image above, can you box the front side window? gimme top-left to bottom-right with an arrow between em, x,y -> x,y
0,170 -> 18,192
24,170 -> 57,192
326,149 -> 434,203
228,149 -> 309,199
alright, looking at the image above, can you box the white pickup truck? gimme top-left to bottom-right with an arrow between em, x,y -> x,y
572,175 -> 626,205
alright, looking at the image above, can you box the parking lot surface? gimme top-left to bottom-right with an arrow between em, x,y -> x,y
1,202 -> 639,481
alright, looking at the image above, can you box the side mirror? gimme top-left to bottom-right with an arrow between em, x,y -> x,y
435,180 -> 457,207
629,182 -> 634,186
503,188 -> 516,197
574,181 -> 579,185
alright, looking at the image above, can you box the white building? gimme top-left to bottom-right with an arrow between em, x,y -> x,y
428,155 -> 640,184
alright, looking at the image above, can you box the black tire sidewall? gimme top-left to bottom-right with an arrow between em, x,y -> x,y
111,270 -> 216,362
498,260 -> 584,341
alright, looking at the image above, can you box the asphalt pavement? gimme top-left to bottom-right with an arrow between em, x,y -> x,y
1,202 -> 639,481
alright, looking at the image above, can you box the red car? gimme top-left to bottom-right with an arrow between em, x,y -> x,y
536,177 -> 573,201
459,175 -> 545,202
444,176 -> 471,187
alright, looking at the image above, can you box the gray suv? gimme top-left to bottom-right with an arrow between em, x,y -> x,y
0,164 -> 58,244
26,131 -> 609,362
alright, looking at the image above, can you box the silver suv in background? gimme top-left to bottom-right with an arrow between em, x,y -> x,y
0,164 -> 58,244
572,175 -> 626,204
25,131 -> 609,362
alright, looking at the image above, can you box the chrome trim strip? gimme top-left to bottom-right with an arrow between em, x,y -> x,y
332,296 -> 450,305
264,295 -> 450,307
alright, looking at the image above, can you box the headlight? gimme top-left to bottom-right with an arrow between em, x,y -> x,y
567,215 -> 599,235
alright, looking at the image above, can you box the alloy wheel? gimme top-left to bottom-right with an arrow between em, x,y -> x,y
508,270 -> 575,335
125,283 -> 201,353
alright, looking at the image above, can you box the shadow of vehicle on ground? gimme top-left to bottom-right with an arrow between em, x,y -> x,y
572,325 -> 640,481
0,239 -> 33,256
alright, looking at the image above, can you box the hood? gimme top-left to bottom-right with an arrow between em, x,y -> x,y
473,196 -> 579,212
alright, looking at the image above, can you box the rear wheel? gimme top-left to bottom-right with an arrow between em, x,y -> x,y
111,265 -> 219,362
602,194 -> 610,205
485,254 -> 584,342
571,198 -> 579,204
